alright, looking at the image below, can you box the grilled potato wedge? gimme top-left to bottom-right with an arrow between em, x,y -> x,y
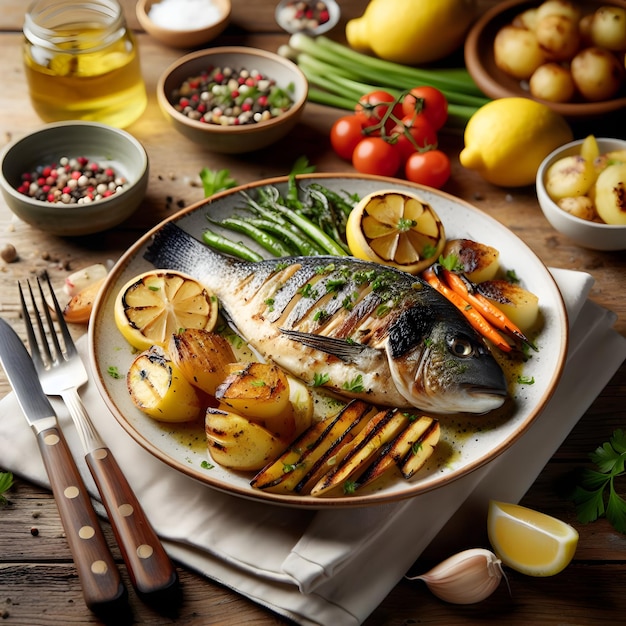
309,408 -> 411,497
477,279 -> 540,333
215,361 -> 291,420
168,328 -> 236,395
63,275 -> 106,324
443,238 -> 500,283
127,345 -> 203,422
399,418 -> 441,479
251,400 -> 377,494
205,407 -> 289,471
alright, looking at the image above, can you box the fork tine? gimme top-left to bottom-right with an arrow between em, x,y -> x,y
41,271 -> 78,358
33,273 -> 66,362
18,281 -> 45,370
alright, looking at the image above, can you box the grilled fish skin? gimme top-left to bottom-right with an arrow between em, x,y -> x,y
143,222 -> 508,415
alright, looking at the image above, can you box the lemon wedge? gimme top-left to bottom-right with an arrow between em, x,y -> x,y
114,270 -> 218,351
346,190 -> 445,275
487,500 -> 579,577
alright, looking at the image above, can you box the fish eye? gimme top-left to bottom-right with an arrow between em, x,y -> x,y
447,335 -> 474,358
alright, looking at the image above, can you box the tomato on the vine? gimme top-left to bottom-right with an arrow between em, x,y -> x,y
355,90 -> 403,133
404,150 -> 451,188
352,137 -> 401,177
392,114 -> 438,163
402,86 -> 448,132
330,115 -> 365,161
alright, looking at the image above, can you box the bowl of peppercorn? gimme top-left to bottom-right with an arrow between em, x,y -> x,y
156,46 -> 309,154
0,121 -> 149,237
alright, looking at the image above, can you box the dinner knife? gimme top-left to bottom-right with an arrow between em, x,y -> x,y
0,318 -> 126,612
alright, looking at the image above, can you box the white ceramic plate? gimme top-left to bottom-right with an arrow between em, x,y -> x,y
89,174 -> 568,509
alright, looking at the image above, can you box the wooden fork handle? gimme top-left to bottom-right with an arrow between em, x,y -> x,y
35,425 -> 126,612
86,447 -> 178,596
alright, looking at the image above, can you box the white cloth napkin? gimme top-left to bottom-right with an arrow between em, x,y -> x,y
1,269 -> 625,626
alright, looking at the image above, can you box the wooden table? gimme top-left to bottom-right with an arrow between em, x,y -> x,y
1,1 -> 625,624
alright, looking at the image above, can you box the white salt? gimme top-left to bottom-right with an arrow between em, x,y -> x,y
148,0 -> 223,31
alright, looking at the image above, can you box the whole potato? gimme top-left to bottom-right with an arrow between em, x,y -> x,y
535,0 -> 582,23
594,163 -> 626,225
494,25 -> 546,79
590,6 -> 626,52
535,14 -> 580,61
570,46 -> 624,101
529,62 -> 575,102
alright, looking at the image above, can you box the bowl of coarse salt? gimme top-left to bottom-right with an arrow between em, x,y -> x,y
136,0 -> 231,49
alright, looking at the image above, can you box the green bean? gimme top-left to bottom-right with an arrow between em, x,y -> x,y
202,229 -> 263,262
246,218 -> 325,256
211,216 -> 295,257
308,183 -> 358,218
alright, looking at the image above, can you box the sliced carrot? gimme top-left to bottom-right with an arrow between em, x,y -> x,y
440,268 -> 532,346
423,266 -> 512,352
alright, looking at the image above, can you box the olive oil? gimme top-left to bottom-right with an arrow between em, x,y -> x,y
23,1 -> 146,128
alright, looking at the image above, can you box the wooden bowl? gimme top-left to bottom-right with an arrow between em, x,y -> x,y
464,0 -> 626,120
136,0 -> 231,49
157,47 -> 308,154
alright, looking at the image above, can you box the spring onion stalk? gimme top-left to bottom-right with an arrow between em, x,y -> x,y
290,34 -> 485,97
202,229 -> 263,262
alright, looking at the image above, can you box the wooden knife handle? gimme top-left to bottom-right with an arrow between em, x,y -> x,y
35,425 -> 126,612
86,447 -> 178,596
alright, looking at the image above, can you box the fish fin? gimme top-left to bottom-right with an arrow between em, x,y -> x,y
279,328 -> 370,362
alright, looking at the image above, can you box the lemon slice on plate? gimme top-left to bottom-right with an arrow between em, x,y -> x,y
346,190 -> 445,274
114,270 -> 218,351
487,500 -> 579,577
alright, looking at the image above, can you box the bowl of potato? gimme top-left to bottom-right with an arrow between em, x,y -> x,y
465,0 -> 626,119
536,136 -> 626,250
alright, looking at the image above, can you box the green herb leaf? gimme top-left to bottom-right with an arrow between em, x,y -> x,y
572,429 -> 626,533
0,471 -> 14,505
290,156 -> 316,176
199,168 -> 238,198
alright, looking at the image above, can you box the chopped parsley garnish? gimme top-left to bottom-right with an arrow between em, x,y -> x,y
107,366 -> 122,379
343,480 -> 357,495
0,471 -> 14,505
517,375 -> 535,385
313,372 -> 330,387
200,460 -> 214,470
343,374 -> 365,393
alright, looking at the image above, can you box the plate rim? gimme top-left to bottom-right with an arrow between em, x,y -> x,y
88,172 -> 569,509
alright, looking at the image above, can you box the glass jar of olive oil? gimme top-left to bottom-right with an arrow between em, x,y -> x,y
23,0 -> 147,128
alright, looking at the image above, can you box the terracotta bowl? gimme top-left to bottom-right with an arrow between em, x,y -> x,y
0,121 -> 149,237
536,137 -> 626,250
464,0 -> 626,119
157,47 -> 308,154
136,0 -> 231,49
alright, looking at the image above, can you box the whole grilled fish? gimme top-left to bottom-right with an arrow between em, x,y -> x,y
144,222 -> 508,415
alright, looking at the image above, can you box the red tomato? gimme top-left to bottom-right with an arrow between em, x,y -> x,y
355,90 -> 403,133
404,150 -> 451,188
402,86 -> 448,131
392,114 -> 438,163
330,115 -> 365,161
352,137 -> 401,177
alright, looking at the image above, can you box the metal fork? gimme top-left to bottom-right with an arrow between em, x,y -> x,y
20,272 -> 178,598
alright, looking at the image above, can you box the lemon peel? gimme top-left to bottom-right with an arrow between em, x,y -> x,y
459,98 -> 573,187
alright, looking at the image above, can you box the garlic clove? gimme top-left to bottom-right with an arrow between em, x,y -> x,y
406,547 -> 504,604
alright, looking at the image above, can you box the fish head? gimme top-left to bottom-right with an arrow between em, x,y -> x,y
386,304 -> 508,415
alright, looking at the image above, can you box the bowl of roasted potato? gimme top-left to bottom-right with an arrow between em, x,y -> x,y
536,136 -> 626,250
464,0 -> 626,119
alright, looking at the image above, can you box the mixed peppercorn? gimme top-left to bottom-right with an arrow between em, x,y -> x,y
17,156 -> 129,205
278,1 -> 331,33
170,65 -> 295,126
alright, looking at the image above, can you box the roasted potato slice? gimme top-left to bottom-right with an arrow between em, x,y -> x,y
127,345 -> 203,422
251,400 -> 377,494
205,407 -> 288,471
168,328 -> 236,395
477,279 -> 540,333
63,276 -> 106,324
443,238 -> 500,283
215,361 -> 290,420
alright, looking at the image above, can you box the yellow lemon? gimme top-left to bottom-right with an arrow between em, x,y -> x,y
346,190 -> 446,275
487,500 -> 579,577
114,270 -> 218,351
459,98 -> 573,187
346,0 -> 476,65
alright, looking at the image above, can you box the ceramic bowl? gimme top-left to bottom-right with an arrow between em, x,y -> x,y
536,137 -> 626,251
157,47 -> 308,154
464,0 -> 626,120
136,0 -> 231,49
274,0 -> 341,35
0,121 -> 149,237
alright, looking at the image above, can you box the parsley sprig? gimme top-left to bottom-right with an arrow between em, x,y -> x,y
572,429 -> 626,534
0,471 -> 14,505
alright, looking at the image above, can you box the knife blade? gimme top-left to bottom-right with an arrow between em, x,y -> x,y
0,317 -> 126,612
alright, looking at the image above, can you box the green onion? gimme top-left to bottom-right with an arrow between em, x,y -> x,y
283,33 -> 490,127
